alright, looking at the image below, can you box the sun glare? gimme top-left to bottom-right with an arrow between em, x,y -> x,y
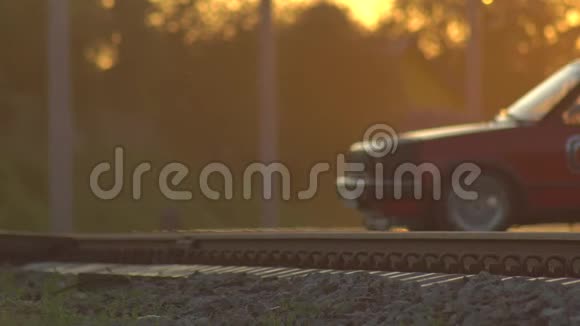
111,0 -> 580,63
100,0 -> 115,9
272,0 -> 394,29
146,0 -> 395,32
331,0 -> 394,29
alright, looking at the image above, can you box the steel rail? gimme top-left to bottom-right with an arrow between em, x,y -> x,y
0,231 -> 579,278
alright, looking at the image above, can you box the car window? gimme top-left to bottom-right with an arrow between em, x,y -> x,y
506,62 -> 580,122
562,95 -> 580,126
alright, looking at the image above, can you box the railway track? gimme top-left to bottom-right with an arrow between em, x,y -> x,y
20,261 -> 580,288
1,231 -> 580,278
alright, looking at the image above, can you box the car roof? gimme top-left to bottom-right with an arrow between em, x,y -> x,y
570,59 -> 580,71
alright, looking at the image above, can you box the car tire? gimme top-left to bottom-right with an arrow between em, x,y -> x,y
440,174 -> 512,231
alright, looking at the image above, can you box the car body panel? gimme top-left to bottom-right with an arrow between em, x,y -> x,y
338,59 -> 580,228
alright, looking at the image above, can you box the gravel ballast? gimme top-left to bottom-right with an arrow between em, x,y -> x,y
0,267 -> 579,326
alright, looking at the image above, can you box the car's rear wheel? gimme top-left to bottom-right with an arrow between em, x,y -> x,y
441,174 -> 512,231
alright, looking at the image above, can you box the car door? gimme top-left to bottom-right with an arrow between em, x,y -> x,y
532,93 -> 580,215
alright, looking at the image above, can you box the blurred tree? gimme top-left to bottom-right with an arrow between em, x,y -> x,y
1,0 -> 580,231
387,0 -> 580,115
0,0 -> 49,230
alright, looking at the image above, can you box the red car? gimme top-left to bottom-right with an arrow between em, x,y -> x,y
337,59 -> 580,231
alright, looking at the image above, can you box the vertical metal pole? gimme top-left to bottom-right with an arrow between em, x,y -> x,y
259,0 -> 279,228
48,0 -> 74,233
466,0 -> 483,120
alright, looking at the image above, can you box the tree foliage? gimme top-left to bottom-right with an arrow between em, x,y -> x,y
1,0 -> 579,231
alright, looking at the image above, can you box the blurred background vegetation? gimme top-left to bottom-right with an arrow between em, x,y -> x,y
1,0 -> 579,231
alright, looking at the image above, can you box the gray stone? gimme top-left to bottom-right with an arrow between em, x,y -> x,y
135,315 -> 173,326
